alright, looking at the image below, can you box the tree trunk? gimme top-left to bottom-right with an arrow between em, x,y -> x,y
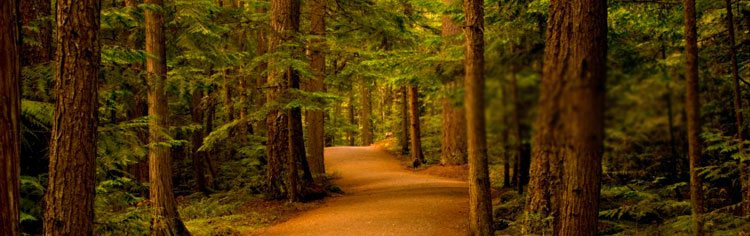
144,0 -> 190,233
305,0 -> 326,183
408,85 -> 425,167
360,79 -> 373,146
510,67 -> 524,194
523,0 -> 607,235
267,0 -> 303,202
20,0 -> 52,66
43,0 -> 100,235
440,0 -> 467,165
400,87 -> 410,155
726,0 -> 749,216
191,90 -> 209,194
204,96 -> 218,189
1,1 -> 21,234
463,0 -> 492,234
348,90 -> 357,146
684,0 -> 705,234
289,69 -> 313,186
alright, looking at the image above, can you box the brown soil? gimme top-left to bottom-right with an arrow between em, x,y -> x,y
252,146 -> 469,236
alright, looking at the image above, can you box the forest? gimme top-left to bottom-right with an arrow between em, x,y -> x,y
1,0 -> 750,235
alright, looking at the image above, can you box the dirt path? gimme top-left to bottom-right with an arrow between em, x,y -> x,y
258,146 -> 469,236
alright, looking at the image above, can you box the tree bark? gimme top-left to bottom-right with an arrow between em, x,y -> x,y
684,0 -> 705,234
1,0 -> 21,234
144,0 -> 190,234
400,87 -> 410,155
43,0 -> 100,234
523,0 -> 607,235
725,0 -> 749,216
440,0 -> 467,165
267,0 -> 303,202
408,85 -> 425,167
463,0 -> 492,234
305,0 -> 326,183
360,79 -> 373,146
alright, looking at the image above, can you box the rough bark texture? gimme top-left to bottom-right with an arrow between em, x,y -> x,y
305,0 -> 326,183
20,0 -> 52,66
523,0 -> 607,235
684,0 -> 705,234
400,87 -> 410,155
463,0 -> 493,234
1,1 -> 21,234
440,0 -> 467,165
360,79 -> 373,146
43,0 -> 100,234
726,0 -> 749,216
145,0 -> 190,234
408,85 -> 425,167
266,0 -> 303,202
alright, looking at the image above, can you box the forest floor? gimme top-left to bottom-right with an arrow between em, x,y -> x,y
250,146 -> 470,235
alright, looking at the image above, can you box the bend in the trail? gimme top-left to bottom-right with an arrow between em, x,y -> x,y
257,146 -> 469,236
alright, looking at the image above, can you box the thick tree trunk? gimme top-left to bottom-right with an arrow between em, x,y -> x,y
305,0 -> 326,183
360,79 -> 373,146
408,85 -> 425,167
144,0 -> 190,234
523,0 -> 607,235
400,87 -> 410,155
1,1 -> 21,234
684,0 -> 705,234
725,0 -> 749,216
289,70 -> 313,186
267,0 -> 303,202
440,0 -> 467,165
20,0 -> 52,66
43,0 -> 100,234
463,0 -> 492,234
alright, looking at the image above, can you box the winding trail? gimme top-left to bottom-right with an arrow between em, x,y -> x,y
259,146 -> 469,236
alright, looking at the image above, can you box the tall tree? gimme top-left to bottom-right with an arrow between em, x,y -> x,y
0,0 -> 21,234
266,0 -> 304,201
463,0 -> 492,234
725,0 -> 749,216
523,0 -> 607,234
360,79 -> 373,145
144,0 -> 190,233
684,0 -> 705,233
440,0 -> 468,165
408,85 -> 425,167
510,67 -> 524,193
400,87 -> 410,155
305,0 -> 327,183
43,0 -> 100,234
